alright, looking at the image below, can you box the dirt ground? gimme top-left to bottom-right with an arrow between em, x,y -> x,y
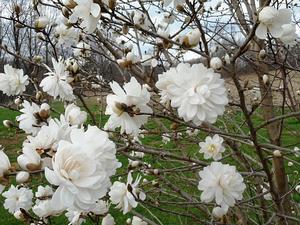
225,71 -> 300,107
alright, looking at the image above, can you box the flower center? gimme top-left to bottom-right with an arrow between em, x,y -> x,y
208,144 -> 217,154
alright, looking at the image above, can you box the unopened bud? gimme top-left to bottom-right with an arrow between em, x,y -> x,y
14,5 -> 21,16
262,74 -> 269,85
210,57 -> 223,70
273,150 -> 281,157
14,210 -> 25,221
14,97 -> 23,105
35,16 -> 49,30
3,120 -> 13,128
16,171 -> 30,183
126,218 -> 131,224
153,169 -> 160,175
295,185 -> 300,193
122,24 -> 129,35
258,49 -> 266,60
36,91 -> 43,100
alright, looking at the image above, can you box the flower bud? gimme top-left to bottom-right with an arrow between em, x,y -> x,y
210,57 -> 223,70
273,150 -> 281,157
62,0 -> 77,9
153,169 -> 160,175
126,218 -> 131,224
295,185 -> 300,193
258,49 -> 266,60
16,171 -> 30,183
14,97 -> 23,105
288,162 -> 294,167
3,120 -> 13,128
14,210 -> 25,221
36,91 -> 43,100
263,74 -> 269,85
35,16 -> 49,30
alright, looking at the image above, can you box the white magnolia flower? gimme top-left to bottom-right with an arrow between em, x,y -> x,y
199,134 -> 225,161
45,126 -> 121,211
109,171 -> 146,214
0,149 -> 11,177
92,200 -> 109,215
73,41 -> 91,58
163,0 -> 184,7
40,57 -> 75,101
69,0 -> 101,33
102,214 -> 115,225
132,216 -> 148,225
66,209 -> 86,225
198,162 -> 246,209
0,65 -> 29,96
16,171 -> 30,183
256,6 -> 292,39
18,116 -> 75,172
55,24 -> 79,46
17,101 -> 50,135
65,103 -> 87,126
182,29 -> 201,48
133,11 -> 151,29
33,199 -> 54,218
104,77 -> 152,136
279,24 -> 297,46
33,186 -> 57,218
156,63 -> 228,125
2,185 -> 33,213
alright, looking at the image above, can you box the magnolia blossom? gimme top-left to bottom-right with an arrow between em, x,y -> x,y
2,185 -> 33,213
65,103 -> 87,126
45,126 -> 121,211
55,24 -> 79,46
133,11 -> 151,29
104,77 -> 152,136
33,186 -> 57,218
74,41 -> 91,58
198,162 -> 246,209
102,214 -> 115,225
181,29 -> 201,48
279,24 -> 297,46
0,65 -> 29,96
256,6 -> 291,39
163,0 -> 184,7
109,171 -> 146,214
40,57 -> 75,101
0,149 -> 11,178
35,16 -> 50,29
156,63 -> 228,125
69,0 -> 101,33
199,134 -> 225,161
17,101 -> 50,135
66,210 -> 86,225
132,216 -> 148,225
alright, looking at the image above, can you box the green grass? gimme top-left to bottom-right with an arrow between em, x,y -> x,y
1,101 -> 300,224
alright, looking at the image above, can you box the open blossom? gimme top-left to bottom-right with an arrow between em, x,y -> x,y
133,11 -> 151,29
17,117 -> 74,171
65,104 -> 87,126
40,57 -> 75,101
199,134 -> 225,161
163,0 -> 184,7
156,63 -> 228,125
132,216 -> 148,225
33,185 -> 58,218
0,149 -> 11,177
0,65 -> 29,96
17,101 -> 50,135
55,24 -> 79,46
45,126 -> 121,211
279,24 -> 297,46
69,0 -> 101,33
2,185 -> 33,214
198,162 -> 246,209
104,77 -> 152,136
109,171 -> 146,214
102,214 -> 115,225
256,6 -> 291,39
